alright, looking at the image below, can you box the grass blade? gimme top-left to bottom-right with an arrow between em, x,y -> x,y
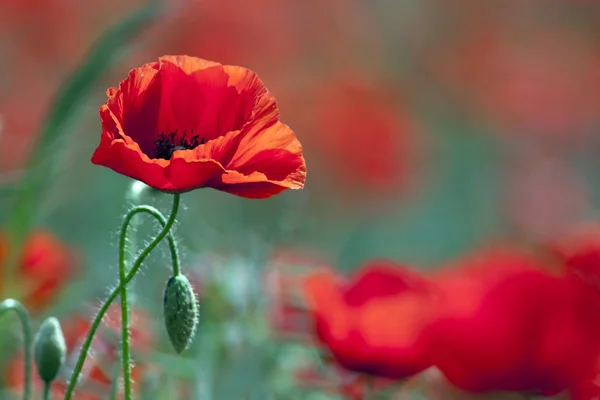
5,0 -> 163,281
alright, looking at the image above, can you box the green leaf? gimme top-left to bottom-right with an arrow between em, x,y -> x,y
4,0 -> 163,278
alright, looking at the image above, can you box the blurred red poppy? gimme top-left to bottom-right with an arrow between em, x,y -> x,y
426,247 -> 600,396
6,305 -> 153,399
0,78 -> 55,173
0,0 -> 86,67
150,0 -> 300,74
504,151 -> 590,240
547,224 -> 600,289
0,0 -> 103,173
0,230 -> 76,313
303,260 -> 436,379
310,75 -> 418,197
545,226 -> 600,399
571,364 -> 600,400
431,23 -> 600,140
92,55 -> 306,198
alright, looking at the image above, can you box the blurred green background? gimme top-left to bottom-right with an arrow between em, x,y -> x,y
1,0 -> 600,398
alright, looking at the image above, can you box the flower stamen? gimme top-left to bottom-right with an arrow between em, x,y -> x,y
154,129 -> 207,160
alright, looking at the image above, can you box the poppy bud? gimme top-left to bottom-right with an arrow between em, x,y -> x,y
163,274 -> 199,354
34,317 -> 66,384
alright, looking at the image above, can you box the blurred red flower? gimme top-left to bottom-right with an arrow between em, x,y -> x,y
545,226 -> 600,399
6,305 -> 153,399
150,0 -> 300,75
0,0 -> 86,68
0,0 -> 105,173
432,24 -> 600,140
303,260 -> 436,379
92,55 -> 306,198
504,150 -> 590,240
426,247 -> 600,396
0,230 -> 76,313
0,78 -> 55,174
547,224 -> 600,289
310,76 -> 419,197
571,362 -> 600,400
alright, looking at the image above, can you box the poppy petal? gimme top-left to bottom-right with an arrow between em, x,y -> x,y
223,65 -> 279,126
94,137 -> 225,193
93,106 -> 226,192
219,122 -> 305,196
159,55 -> 221,74
108,63 -> 160,126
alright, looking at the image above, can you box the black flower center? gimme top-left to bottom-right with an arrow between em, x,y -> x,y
154,129 -> 207,160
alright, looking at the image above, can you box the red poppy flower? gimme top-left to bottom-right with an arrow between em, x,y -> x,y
91,55 -> 306,198
426,247 -> 600,396
0,230 -> 76,312
303,260 -> 436,379
6,305 -> 153,399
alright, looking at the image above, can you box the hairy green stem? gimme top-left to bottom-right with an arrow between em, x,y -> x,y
43,382 -> 51,400
0,299 -> 32,400
122,193 -> 181,398
63,194 -> 181,400
119,193 -> 181,398
119,261 -> 131,398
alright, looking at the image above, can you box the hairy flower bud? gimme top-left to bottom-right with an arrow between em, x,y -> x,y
34,317 -> 66,383
163,274 -> 199,354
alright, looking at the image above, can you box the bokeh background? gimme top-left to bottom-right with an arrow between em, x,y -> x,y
1,0 -> 600,398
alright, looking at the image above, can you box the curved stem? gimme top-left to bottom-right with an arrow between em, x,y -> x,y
119,194 -> 181,399
43,382 -> 51,400
121,204 -> 181,277
63,287 -> 119,400
124,181 -> 148,268
0,299 -> 32,400
64,194 -> 181,400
